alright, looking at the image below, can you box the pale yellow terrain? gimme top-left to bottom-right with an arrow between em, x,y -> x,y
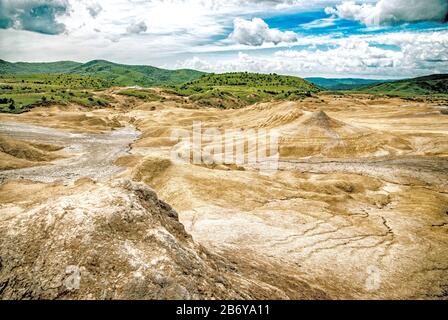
0,92 -> 447,299
0,135 -> 64,170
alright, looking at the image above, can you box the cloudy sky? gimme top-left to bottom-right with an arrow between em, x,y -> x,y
0,0 -> 447,78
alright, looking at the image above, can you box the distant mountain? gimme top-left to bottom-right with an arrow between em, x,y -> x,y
2,59 -> 446,95
0,59 -> 204,86
68,60 -> 204,86
305,77 -> 388,90
358,74 -> 448,95
0,60 -> 81,74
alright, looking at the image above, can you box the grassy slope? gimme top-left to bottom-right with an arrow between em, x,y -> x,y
355,74 -> 448,96
169,72 -> 320,109
0,59 -> 204,87
69,60 -> 204,86
0,74 -> 114,113
0,59 -> 204,113
3,58 -> 446,112
0,60 -> 82,74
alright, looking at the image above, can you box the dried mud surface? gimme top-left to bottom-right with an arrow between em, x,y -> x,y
1,93 -> 447,299
0,121 -> 139,184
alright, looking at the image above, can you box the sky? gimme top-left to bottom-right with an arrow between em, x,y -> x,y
0,0 -> 447,79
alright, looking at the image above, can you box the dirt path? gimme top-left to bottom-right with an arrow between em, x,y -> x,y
0,121 -> 140,183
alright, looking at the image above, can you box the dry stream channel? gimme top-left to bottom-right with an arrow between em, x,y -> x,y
0,121 -> 140,183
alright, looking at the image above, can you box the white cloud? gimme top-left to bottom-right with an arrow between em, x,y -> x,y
176,30 -> 448,78
86,2 -> 102,18
0,0 -> 69,34
1,0 -> 447,79
126,21 -> 147,34
325,0 -> 448,25
301,18 -> 337,29
229,17 -> 297,46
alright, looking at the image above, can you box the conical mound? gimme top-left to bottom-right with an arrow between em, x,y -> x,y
301,111 -> 345,129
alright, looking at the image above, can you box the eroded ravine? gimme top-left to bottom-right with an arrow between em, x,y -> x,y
0,121 -> 140,183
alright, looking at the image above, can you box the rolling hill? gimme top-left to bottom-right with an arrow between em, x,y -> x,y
357,74 -> 448,96
170,72 -> 320,108
0,60 -> 81,74
68,60 -> 204,86
0,59 -> 204,86
0,74 -> 115,113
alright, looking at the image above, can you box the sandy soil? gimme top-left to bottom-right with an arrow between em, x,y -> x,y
1,94 -> 447,299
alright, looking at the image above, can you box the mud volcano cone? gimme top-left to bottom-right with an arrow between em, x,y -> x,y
302,111 -> 344,129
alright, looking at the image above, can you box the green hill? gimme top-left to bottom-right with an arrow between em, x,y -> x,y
0,59 -> 204,86
170,72 -> 320,108
0,73 -> 114,113
68,60 -> 204,86
357,74 -> 448,96
0,60 -> 81,74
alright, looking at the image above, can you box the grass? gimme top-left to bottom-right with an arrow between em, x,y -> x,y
117,88 -> 163,101
352,74 -> 448,98
0,70 -> 205,113
0,59 -> 204,87
0,74 -> 113,113
168,72 -> 320,109
0,60 -> 81,74
2,68 -> 446,113
70,60 -> 204,87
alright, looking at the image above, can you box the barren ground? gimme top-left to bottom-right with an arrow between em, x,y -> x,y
1,92 -> 447,299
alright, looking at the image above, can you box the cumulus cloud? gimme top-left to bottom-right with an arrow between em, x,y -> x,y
126,21 -> 147,35
177,30 -> 448,78
325,0 -> 448,25
229,17 -> 297,46
0,0 -> 69,34
86,2 -> 102,18
1,0 -> 447,79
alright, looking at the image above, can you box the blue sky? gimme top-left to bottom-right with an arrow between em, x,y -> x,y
0,0 -> 447,78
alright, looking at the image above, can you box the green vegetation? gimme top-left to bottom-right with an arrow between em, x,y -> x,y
0,74 -> 113,113
0,60 -> 81,74
70,60 -> 204,87
0,73 -> 112,89
169,72 -> 320,109
0,59 -> 204,87
0,68 -> 320,112
353,74 -> 448,97
2,58 -> 446,112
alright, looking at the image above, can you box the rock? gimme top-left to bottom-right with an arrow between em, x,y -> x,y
0,180 -> 241,299
0,180 -> 329,300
